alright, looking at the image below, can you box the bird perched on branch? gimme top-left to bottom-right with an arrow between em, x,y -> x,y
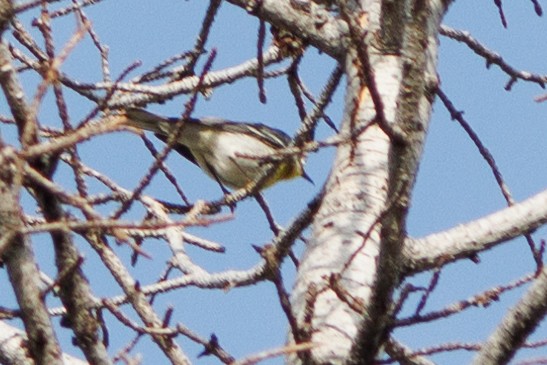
125,108 -> 312,192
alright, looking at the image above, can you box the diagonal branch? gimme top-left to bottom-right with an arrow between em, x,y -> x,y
440,25 -> 547,89
472,266 -> 547,365
403,189 -> 547,274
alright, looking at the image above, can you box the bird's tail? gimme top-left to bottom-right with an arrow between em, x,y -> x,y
125,108 -> 170,134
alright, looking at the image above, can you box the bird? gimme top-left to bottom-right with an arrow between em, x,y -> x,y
124,108 -> 312,191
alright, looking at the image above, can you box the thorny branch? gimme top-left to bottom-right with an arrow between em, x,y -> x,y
0,1 -> 546,364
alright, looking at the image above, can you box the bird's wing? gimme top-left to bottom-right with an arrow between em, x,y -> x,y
197,117 -> 292,149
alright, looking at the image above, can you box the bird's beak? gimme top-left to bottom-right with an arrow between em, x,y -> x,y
302,170 -> 314,185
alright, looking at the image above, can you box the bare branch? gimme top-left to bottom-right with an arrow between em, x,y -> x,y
472,266 -> 547,364
437,88 -> 542,270
440,25 -> 547,89
404,189 -> 547,274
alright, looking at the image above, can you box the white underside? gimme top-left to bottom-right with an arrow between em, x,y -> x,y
185,130 -> 276,189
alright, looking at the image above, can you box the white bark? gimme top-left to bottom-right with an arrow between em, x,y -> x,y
0,322 -> 88,365
289,0 -> 448,363
404,189 -> 547,273
472,266 -> 547,364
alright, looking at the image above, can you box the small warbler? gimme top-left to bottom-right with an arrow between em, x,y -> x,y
125,108 -> 312,190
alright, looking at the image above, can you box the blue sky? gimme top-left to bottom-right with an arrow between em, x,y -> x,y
1,1 -> 546,364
